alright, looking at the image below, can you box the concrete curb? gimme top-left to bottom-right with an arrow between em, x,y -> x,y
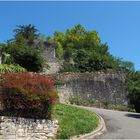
70,105 -> 106,140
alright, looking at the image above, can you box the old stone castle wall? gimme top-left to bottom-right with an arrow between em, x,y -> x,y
43,43 -> 60,74
48,70 -> 128,105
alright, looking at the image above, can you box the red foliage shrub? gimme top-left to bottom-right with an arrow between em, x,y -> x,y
0,72 -> 58,118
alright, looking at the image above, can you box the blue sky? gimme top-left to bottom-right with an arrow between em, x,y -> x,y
0,1 -> 140,70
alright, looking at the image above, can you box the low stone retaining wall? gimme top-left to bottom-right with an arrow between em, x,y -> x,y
0,116 -> 58,140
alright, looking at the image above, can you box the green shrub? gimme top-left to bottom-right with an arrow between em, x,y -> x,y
114,105 -> 134,112
2,53 -> 15,64
128,90 -> 140,113
69,97 -> 94,106
0,64 -> 26,73
69,97 -> 84,105
127,71 -> 140,113
60,62 -> 79,72
3,44 -> 46,72
0,72 -> 58,119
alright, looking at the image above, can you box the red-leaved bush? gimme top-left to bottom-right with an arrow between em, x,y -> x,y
0,72 -> 58,118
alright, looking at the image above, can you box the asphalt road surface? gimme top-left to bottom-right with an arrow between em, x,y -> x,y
84,107 -> 140,139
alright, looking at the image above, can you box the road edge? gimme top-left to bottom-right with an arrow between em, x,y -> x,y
70,105 -> 106,139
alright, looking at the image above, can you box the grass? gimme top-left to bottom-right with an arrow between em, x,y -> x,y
52,103 -> 99,139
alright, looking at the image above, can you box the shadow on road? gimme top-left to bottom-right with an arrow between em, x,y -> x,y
125,113 -> 140,119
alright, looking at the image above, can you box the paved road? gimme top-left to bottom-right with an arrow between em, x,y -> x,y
84,107 -> 140,139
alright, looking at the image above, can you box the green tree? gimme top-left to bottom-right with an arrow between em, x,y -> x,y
4,43 -> 45,72
74,49 -> 90,72
0,25 -> 46,72
54,25 -> 117,72
127,71 -> 140,112
119,61 -> 135,72
14,24 -> 39,45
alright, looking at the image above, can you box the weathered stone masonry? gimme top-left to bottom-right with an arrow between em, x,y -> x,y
43,42 -> 60,74
0,116 -> 58,140
48,70 -> 128,105
41,43 -> 128,105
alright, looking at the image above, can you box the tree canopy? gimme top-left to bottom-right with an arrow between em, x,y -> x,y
1,24 -> 45,72
48,24 -> 134,72
14,24 -> 39,45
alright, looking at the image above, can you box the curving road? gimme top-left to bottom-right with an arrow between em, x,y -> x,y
83,107 -> 140,139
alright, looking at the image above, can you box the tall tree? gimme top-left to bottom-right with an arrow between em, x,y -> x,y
14,24 -> 39,44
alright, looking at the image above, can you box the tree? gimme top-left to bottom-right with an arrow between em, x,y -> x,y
0,25 -> 47,72
4,43 -> 45,72
52,24 -> 119,72
14,24 -> 39,45
74,49 -> 90,72
127,71 -> 140,112
119,61 -> 135,72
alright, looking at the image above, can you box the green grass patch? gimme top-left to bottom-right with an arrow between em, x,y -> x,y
52,104 -> 99,139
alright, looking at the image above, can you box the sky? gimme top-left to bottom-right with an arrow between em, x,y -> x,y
0,1 -> 140,70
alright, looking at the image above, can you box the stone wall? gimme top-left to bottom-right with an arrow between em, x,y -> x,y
0,116 -> 58,140
48,70 -> 128,105
43,42 -> 60,74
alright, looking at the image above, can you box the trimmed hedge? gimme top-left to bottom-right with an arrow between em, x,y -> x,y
0,64 -> 26,73
0,72 -> 58,119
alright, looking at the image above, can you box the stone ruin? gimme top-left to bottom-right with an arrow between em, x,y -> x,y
48,70 -> 129,106
42,41 -> 60,74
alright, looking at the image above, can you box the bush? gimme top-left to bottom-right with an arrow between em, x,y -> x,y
69,97 -> 94,106
128,89 -> 140,113
4,44 -> 46,72
60,62 -> 79,72
0,72 -> 58,119
69,97 -> 85,105
127,71 -> 140,113
0,64 -> 26,73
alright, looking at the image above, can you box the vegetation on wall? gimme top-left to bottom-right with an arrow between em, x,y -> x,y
48,24 -> 134,73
